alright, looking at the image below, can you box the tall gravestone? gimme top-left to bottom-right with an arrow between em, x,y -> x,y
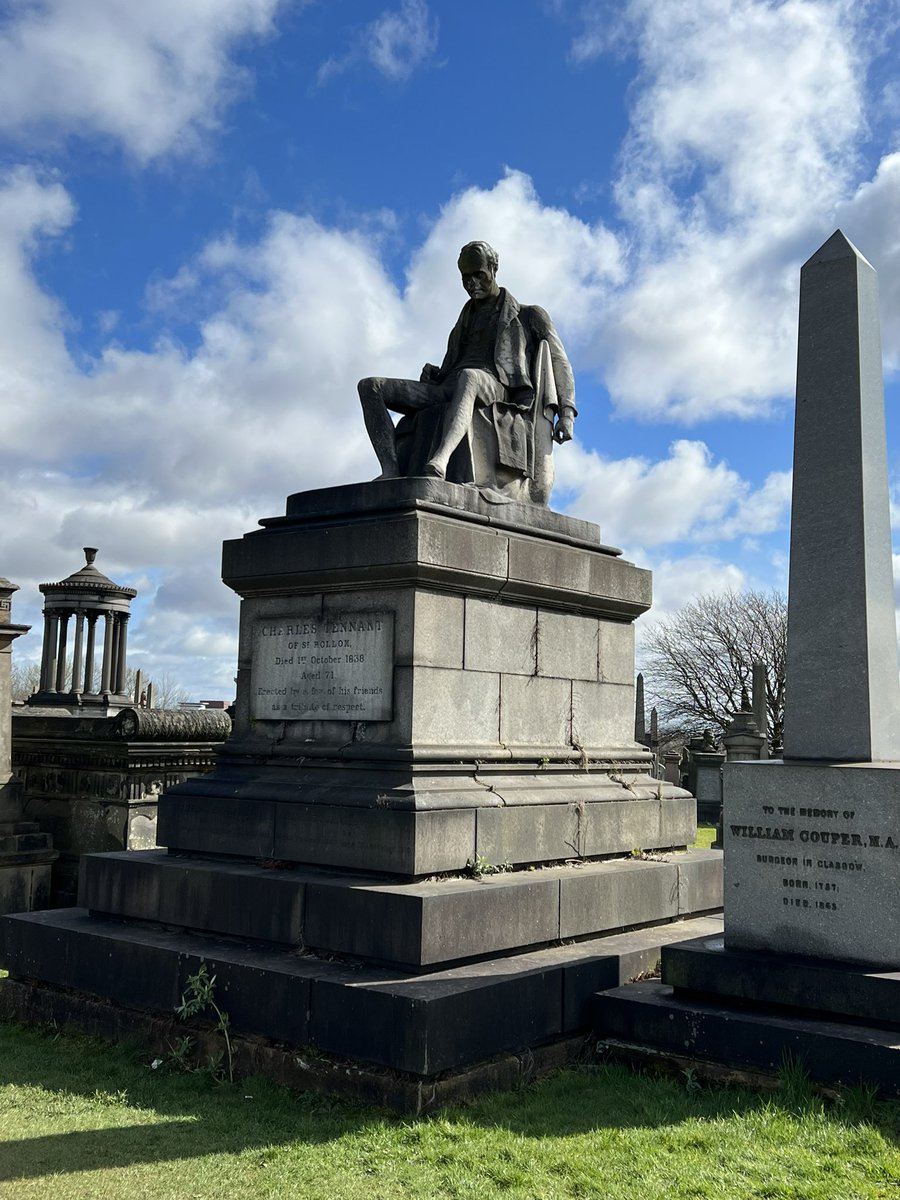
595,232 -> 900,1093
725,232 -> 900,968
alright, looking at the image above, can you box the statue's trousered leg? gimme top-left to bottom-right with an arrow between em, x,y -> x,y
357,378 -> 402,479
423,369 -> 485,480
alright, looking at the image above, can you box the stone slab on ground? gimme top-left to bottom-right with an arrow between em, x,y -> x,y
594,979 -> 900,1096
0,908 -> 722,1078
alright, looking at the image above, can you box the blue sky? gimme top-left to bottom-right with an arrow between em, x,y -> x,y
2,0 -> 899,699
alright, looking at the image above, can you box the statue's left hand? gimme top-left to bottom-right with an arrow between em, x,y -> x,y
553,411 -> 575,444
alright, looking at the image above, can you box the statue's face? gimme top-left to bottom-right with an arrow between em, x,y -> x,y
459,253 -> 498,301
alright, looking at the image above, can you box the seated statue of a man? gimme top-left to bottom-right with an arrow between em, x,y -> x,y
357,240 -> 576,506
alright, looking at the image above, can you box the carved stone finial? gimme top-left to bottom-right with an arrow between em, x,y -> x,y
84,547 -> 98,566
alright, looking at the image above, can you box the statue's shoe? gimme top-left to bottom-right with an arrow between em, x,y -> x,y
422,460 -> 446,479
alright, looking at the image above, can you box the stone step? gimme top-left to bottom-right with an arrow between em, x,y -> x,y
593,979 -> 900,1096
0,908 -> 722,1078
79,847 -> 723,969
662,934 -> 900,1026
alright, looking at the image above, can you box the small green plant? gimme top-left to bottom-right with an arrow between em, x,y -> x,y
682,1067 -> 702,1094
176,963 -> 234,1083
465,855 -> 513,878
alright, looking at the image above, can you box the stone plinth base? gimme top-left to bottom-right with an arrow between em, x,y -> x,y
724,760 -> 900,969
594,933 -> 900,1096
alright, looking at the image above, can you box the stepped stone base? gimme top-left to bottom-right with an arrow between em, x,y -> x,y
594,933 -> 900,1095
0,911 -> 722,1089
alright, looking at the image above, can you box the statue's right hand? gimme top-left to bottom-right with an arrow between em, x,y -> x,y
420,363 -> 439,383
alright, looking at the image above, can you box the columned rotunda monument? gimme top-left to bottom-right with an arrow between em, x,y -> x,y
31,548 -> 136,709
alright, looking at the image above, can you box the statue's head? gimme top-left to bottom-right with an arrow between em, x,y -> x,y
458,241 -> 500,302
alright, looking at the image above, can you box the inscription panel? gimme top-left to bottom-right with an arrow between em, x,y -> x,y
251,611 -> 393,721
724,761 -> 900,968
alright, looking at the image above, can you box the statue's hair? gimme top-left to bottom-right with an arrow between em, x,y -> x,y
458,241 -> 499,272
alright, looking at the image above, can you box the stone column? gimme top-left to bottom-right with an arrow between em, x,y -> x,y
784,231 -> 900,761
70,612 -> 85,694
100,612 -> 114,693
83,612 -> 97,693
41,612 -> 60,692
39,614 -> 54,691
115,614 -> 129,693
54,612 -> 70,693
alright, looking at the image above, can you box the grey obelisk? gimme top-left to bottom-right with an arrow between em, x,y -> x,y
783,230 -> 900,762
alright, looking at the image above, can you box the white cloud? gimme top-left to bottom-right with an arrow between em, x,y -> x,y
567,0 -> 899,423
0,0 -> 284,161
555,439 -> 791,548
318,0 -> 438,84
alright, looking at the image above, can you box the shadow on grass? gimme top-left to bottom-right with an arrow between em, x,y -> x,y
0,1020 -> 374,1182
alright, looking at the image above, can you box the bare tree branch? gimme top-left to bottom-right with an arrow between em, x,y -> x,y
640,589 -> 787,747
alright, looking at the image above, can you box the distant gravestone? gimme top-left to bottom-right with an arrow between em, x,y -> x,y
725,232 -> 900,968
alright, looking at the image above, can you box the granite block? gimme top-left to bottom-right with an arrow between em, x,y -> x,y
464,598 -> 537,675
537,611 -> 599,681
303,872 -> 560,967
598,620 -> 635,685
662,935 -> 900,1026
410,666 -> 500,747
559,859 -> 679,938
675,850 -> 723,914
571,680 -> 635,750
274,803 -> 476,875
594,980 -> 900,1097
309,957 -> 563,1075
157,793 -> 275,858
499,674 -> 571,749
476,803 -> 584,865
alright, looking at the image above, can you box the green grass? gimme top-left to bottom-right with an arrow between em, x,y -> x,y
693,823 -> 717,850
0,1020 -> 898,1199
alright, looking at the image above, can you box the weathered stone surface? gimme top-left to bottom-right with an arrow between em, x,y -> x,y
303,872 -> 560,967
559,859 -> 679,938
465,598 -> 536,675
499,674 -> 570,749
273,803 -> 476,876
598,621 -> 635,686
785,231 -> 900,761
537,611 -> 599,681
675,849 -> 723,914
409,666 -> 500,747
571,680 -> 634,749
1,907 -> 723,1080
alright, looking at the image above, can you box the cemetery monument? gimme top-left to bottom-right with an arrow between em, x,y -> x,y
0,243 -> 722,1108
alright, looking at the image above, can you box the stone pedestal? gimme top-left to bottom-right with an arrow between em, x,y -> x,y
0,482 -> 720,1103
